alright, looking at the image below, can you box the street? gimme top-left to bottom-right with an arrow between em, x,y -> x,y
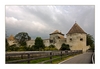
59,52 -> 93,64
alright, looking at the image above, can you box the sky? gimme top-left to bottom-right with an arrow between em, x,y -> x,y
5,5 -> 95,39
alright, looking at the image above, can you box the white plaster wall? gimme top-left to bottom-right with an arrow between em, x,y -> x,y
43,39 -> 50,46
55,39 -> 66,49
50,34 -> 64,39
66,33 -> 87,52
26,40 -> 35,47
8,40 -> 16,46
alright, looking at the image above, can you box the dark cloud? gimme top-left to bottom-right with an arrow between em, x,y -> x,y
5,5 -> 95,39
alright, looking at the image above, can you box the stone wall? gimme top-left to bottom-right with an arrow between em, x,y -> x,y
55,38 -> 66,49
66,33 -> 88,52
43,39 -> 50,47
26,40 -> 35,47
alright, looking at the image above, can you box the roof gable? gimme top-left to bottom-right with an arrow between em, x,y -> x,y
50,30 -> 64,35
7,35 -> 15,41
67,23 -> 86,34
58,35 -> 64,39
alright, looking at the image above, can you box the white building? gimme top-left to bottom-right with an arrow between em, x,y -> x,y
66,23 -> 89,52
7,35 -> 17,46
7,23 -> 90,52
26,40 -> 35,47
27,23 -> 90,52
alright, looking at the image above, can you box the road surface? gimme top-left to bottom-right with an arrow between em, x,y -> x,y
59,52 -> 93,64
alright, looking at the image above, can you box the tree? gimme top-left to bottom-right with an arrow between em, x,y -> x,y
30,45 -> 35,51
5,38 -> 9,51
34,37 -> 45,51
10,44 -> 19,51
49,45 -> 55,48
87,34 -> 95,51
18,45 -> 27,51
60,43 -> 70,50
47,45 -> 58,51
15,32 -> 31,46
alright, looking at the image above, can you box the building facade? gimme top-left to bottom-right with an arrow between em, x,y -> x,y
66,23 -> 89,52
8,23 -> 90,52
7,35 -> 17,46
26,23 -> 90,52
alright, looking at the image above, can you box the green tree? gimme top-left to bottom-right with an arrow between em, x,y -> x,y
5,38 -> 9,51
18,45 -> 27,51
34,37 -> 45,51
11,44 -> 19,51
7,44 -> 19,51
49,45 -> 55,48
30,45 -> 35,51
15,32 -> 31,46
60,43 -> 70,50
48,45 -> 58,51
87,34 -> 95,51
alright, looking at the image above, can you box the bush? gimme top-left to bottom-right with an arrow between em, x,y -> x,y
60,43 -> 70,50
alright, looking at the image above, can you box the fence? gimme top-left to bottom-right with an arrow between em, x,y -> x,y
6,50 -> 82,64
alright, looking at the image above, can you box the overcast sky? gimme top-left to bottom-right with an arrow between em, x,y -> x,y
5,5 -> 95,39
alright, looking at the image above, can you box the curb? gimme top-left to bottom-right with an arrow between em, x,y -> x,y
92,52 -> 95,64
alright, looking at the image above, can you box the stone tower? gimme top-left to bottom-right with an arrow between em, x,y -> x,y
49,30 -> 66,49
66,23 -> 89,52
49,30 -> 64,43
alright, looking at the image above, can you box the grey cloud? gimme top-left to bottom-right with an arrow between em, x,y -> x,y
5,5 -> 95,39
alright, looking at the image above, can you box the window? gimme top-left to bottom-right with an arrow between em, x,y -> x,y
50,40 -> 53,43
70,38 -> 72,41
58,36 -> 60,39
80,38 -> 83,41
13,41 -> 16,43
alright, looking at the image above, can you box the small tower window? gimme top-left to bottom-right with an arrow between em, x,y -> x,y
80,38 -> 83,41
70,38 -> 72,41
50,40 -> 53,43
58,36 -> 60,39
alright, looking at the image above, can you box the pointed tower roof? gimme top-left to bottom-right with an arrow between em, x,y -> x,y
52,30 -> 59,33
50,30 -> 64,35
67,23 -> 86,34
7,35 -> 15,41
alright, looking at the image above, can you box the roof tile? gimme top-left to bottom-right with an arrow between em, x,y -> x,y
67,23 -> 86,34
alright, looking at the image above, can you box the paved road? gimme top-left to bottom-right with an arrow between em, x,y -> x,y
59,52 -> 93,64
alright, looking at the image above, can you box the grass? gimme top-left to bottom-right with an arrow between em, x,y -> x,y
19,56 -> 58,64
30,57 -> 50,63
30,55 -> 60,64
44,54 -> 81,64
52,55 -> 76,64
